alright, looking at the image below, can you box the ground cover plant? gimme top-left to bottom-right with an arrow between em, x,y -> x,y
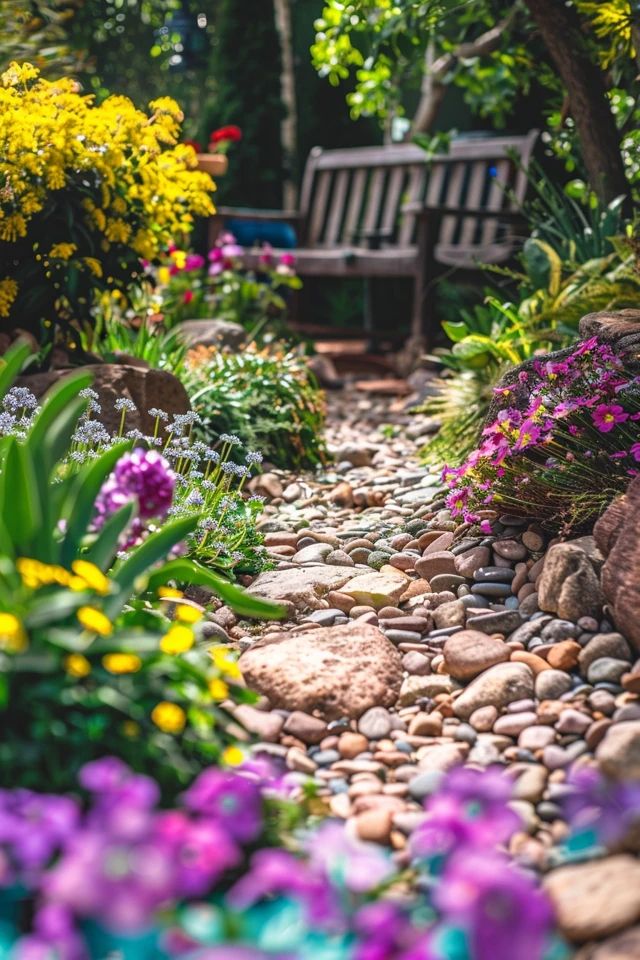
185,343 -> 327,470
442,334 -> 640,529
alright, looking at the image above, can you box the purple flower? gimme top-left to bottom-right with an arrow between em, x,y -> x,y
563,767 -> 640,846
592,403 -> 630,433
183,769 -> 263,844
434,851 -> 553,960
306,821 -> 394,893
184,253 -> 205,271
228,849 -> 339,927
156,810 -> 240,896
0,790 -> 79,879
94,448 -> 175,527
631,442 -> 640,462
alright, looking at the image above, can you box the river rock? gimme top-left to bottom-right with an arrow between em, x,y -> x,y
453,662 -> 534,720
545,856 -> 640,942
443,630 -> 510,681
596,720 -> 640,780
341,571 -> 408,609
239,624 -> 403,720
538,542 -> 603,621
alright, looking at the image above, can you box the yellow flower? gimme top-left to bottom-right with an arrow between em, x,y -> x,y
208,678 -> 229,700
65,653 -> 91,677
1,62 -> 39,85
122,720 -> 140,737
83,257 -> 103,278
157,266 -> 170,286
49,242 -> 76,260
151,701 -> 186,734
222,745 -> 244,767
160,624 -> 194,655
0,612 -> 27,653
102,653 -> 142,674
158,586 -> 183,599
77,606 -> 112,636
175,604 -> 202,624
210,646 -> 242,680
0,278 -> 18,317
71,560 -> 110,595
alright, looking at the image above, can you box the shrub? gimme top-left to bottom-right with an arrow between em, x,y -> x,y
186,343 -> 327,470
442,336 -> 640,529
0,62 -> 214,348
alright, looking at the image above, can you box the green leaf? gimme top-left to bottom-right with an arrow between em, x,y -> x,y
27,370 -> 92,471
0,339 -> 32,399
146,557 -> 286,620
442,320 -> 470,343
60,439 -> 133,566
84,502 -> 137,571
23,590 -> 89,629
0,438 -> 41,556
105,514 -> 200,618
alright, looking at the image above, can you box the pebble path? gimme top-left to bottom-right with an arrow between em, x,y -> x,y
201,379 -> 640,940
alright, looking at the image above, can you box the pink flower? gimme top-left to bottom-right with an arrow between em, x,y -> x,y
280,252 -> 295,267
183,290 -> 194,305
631,442 -> 640,462
592,403 -> 629,433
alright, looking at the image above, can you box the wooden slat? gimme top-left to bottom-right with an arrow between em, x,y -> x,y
362,168 -> 385,236
459,160 -> 487,246
439,162 -> 466,245
307,170 -> 332,245
480,158 -> 511,245
343,169 -> 367,244
299,147 -> 322,221
324,170 -> 349,246
399,164 -> 428,245
380,167 -> 405,240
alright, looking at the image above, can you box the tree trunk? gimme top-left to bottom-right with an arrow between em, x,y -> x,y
273,0 -> 298,209
523,0 -> 630,209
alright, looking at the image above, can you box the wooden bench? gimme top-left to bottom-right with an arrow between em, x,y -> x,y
210,131 -> 538,349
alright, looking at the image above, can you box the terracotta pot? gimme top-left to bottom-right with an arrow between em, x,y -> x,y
196,152 -> 228,176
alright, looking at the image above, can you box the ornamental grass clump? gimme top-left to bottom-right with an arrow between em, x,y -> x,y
443,336 -> 640,530
0,62 -> 215,346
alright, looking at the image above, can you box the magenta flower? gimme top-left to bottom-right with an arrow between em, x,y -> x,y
435,851 -> 553,960
631,442 -> 640,461
183,769 -> 263,844
94,448 -> 175,526
592,403 -> 629,433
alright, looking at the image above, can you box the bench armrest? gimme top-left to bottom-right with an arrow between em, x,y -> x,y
215,206 -> 302,223
403,201 -> 524,221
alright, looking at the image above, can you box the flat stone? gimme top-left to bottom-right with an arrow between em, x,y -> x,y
399,674 -> 456,705
239,624 -> 403,720
233,704 -> 285,742
578,926 -> 640,960
535,670 -> 572,700
453,662 -> 534,720
579,633 -> 631,673
454,547 -> 491,578
465,610 -> 523,635
342,571 -> 408,610
248,565 -> 352,611
545,856 -> 640,942
588,657 -> 628,685
443,630 -> 510,681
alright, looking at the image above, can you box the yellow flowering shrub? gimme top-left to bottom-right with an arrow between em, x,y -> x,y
0,61 -> 215,343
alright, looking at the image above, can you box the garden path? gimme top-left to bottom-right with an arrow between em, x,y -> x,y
205,374 -> 639,935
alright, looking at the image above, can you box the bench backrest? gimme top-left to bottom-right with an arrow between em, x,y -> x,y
298,131 -> 538,262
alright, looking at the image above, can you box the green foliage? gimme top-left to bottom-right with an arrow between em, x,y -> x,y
0,341 -> 285,795
186,343 -> 327,470
88,312 -> 189,377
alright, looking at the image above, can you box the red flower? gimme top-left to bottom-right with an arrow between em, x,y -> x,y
209,125 -> 242,145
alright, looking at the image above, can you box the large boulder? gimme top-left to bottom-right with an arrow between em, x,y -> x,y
17,363 -> 190,438
594,475 -> 640,652
238,623 -> 404,720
